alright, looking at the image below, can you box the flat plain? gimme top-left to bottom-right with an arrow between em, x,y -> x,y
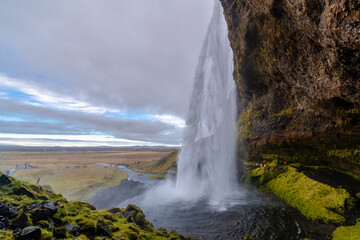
0,149 -> 172,201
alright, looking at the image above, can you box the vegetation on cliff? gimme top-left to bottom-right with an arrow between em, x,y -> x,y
249,163 -> 354,224
220,0 -> 360,176
0,173 -> 192,240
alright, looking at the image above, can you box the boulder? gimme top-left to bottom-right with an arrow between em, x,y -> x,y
17,226 -> 41,240
43,201 -> 58,215
79,221 -> 96,237
31,209 -> 49,221
134,212 -> 145,226
65,224 -> 80,234
107,207 -> 122,214
29,200 -> 58,221
0,174 -> 11,186
0,203 -> 18,219
96,220 -> 112,237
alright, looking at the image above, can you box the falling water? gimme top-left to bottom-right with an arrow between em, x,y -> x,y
174,0 -> 239,207
128,0 -> 240,210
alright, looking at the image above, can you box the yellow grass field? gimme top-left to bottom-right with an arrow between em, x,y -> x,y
0,149 -> 171,201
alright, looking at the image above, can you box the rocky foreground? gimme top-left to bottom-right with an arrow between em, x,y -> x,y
0,173 -> 193,240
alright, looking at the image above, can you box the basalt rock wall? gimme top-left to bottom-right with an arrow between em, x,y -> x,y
220,0 -> 360,176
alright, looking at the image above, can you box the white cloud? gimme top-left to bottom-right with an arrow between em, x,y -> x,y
153,114 -> 186,128
0,74 -> 120,114
0,133 -> 179,147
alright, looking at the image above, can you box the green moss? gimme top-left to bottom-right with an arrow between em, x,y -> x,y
0,230 -> 13,240
271,106 -> 296,117
41,229 -> 53,240
328,148 -> 360,166
333,220 -> 360,240
266,167 -> 352,224
249,161 -> 284,186
237,102 -> 254,140
356,192 -> 360,199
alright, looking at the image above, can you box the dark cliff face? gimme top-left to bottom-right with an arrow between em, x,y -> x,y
220,0 -> 360,176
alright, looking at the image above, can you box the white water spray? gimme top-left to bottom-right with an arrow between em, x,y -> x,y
141,1 -> 240,209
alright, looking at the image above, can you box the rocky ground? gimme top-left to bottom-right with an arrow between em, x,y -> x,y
0,173 -> 194,240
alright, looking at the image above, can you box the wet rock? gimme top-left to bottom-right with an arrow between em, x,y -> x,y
17,226 -> 41,240
0,216 -> 7,229
43,201 -> 58,215
53,226 -> 67,238
96,220 -> 112,237
31,209 -> 49,221
14,187 -> 36,199
65,224 -> 80,234
0,174 -> 11,186
12,211 -> 29,228
0,203 -> 18,219
125,204 -> 143,214
79,221 -> 96,236
29,201 -> 58,221
126,215 -> 134,223
52,217 -> 64,227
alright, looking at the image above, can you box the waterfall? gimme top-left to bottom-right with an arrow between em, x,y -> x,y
140,0 -> 240,209
174,0 -> 239,206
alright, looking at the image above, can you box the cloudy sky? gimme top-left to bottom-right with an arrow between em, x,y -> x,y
0,0 -> 214,147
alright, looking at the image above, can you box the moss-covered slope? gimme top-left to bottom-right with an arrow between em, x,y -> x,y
0,173 -> 193,240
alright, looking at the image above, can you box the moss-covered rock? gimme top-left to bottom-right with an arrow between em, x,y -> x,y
333,220 -> 360,240
0,173 -> 193,240
249,164 -> 354,224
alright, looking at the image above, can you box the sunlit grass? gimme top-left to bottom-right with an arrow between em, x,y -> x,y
13,165 -> 127,201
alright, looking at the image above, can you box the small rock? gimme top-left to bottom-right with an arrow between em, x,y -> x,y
31,209 -> 49,221
12,211 -> 29,228
65,224 -> 80,234
125,204 -> 143,214
17,226 -> 41,240
43,201 -> 58,215
53,226 -> 67,238
0,174 -> 11,186
96,220 -> 112,236
79,221 -> 96,237
14,187 -> 36,199
0,203 -> 18,219
51,217 -> 64,227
